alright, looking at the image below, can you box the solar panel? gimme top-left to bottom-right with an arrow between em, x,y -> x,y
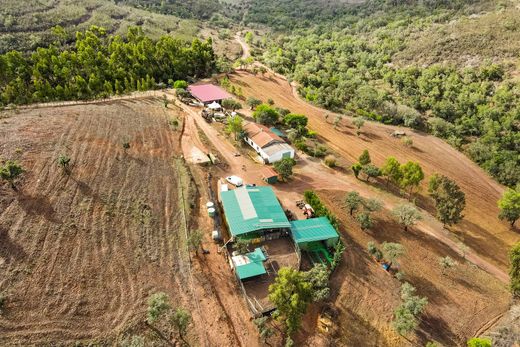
235,188 -> 258,220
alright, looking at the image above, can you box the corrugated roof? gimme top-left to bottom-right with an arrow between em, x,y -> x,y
262,142 -> 294,156
290,217 -> 339,244
261,167 -> 278,179
236,261 -> 266,279
221,186 -> 290,236
243,122 -> 284,148
247,247 -> 267,262
188,84 -> 232,103
232,248 -> 267,280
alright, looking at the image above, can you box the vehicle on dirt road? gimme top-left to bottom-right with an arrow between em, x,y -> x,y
226,175 -> 243,187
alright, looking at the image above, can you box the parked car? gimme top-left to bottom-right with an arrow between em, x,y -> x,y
226,175 -> 243,187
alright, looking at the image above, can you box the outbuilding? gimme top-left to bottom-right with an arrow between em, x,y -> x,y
243,122 -> 295,164
261,167 -> 278,184
290,217 -> 340,265
188,84 -> 232,104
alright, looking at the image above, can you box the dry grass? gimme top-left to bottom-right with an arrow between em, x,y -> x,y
393,7 -> 520,67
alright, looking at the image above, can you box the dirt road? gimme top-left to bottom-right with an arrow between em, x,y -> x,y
235,32 -> 251,60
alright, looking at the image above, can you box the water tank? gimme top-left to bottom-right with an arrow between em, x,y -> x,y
206,201 -> 214,209
208,208 -> 215,217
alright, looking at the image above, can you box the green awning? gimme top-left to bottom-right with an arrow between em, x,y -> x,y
290,217 -> 339,244
236,261 -> 267,280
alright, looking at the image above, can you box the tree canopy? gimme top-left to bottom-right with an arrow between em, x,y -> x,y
253,104 -> 280,126
510,242 -> 520,298
269,267 -> 313,334
0,26 -> 216,106
498,188 -> 520,227
428,174 -> 466,227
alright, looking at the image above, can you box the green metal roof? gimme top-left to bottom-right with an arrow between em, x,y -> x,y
270,127 -> 285,138
235,248 -> 267,280
290,217 -> 339,244
221,186 -> 290,237
236,261 -> 267,280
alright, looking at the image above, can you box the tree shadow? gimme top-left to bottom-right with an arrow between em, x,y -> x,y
456,219 -> 510,268
417,312 -> 461,346
0,227 -> 27,263
363,131 -> 382,141
17,191 -> 60,223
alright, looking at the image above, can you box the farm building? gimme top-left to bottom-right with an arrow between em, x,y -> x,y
187,84 -> 232,104
243,122 -> 294,163
261,167 -> 278,184
220,186 -> 291,242
290,217 -> 339,265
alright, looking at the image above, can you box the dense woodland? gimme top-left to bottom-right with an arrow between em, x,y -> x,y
256,0 -> 519,187
0,26 -> 215,105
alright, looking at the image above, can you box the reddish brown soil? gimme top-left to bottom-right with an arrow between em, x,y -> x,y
228,70 -> 519,272
320,190 -> 509,346
0,98 -> 242,346
171,88 -> 511,346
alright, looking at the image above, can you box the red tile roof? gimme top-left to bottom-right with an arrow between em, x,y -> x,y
243,122 -> 284,148
187,84 -> 232,103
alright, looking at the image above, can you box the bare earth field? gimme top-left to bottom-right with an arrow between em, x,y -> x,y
0,98 -> 241,346
0,68 -> 517,346
321,191 -> 509,346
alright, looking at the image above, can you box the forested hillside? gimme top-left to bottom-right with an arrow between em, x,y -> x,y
255,0 -> 520,187
0,26 -> 215,105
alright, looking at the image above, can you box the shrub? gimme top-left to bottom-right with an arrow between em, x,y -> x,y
351,163 -> 362,178
401,136 -> 413,147
324,155 -> 337,168
467,337 -> 492,347
222,98 -> 242,110
173,80 -> 188,89
367,241 -> 383,261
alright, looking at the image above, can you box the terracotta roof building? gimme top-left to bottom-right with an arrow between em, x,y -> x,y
243,122 -> 295,164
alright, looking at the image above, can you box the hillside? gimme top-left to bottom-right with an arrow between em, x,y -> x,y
0,0 -> 241,59
257,0 -> 520,187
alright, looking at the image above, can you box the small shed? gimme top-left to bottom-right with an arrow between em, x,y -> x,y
261,167 -> 278,184
232,248 -> 267,281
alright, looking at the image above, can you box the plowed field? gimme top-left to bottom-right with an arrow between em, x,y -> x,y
0,98 -> 207,345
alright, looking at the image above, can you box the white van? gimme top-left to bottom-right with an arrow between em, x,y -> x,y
226,175 -> 243,187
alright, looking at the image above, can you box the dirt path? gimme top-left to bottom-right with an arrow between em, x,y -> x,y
235,32 -> 251,60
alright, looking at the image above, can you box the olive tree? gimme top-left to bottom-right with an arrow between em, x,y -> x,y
391,204 -> 422,232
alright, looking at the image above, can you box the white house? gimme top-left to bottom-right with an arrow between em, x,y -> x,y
243,122 -> 295,163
